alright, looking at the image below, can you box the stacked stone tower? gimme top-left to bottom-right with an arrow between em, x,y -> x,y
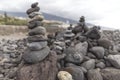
22,2 -> 50,64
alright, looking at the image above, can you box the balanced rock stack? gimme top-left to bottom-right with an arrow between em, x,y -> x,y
17,2 -> 58,80
22,2 -> 50,64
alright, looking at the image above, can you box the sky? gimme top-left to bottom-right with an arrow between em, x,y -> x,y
0,0 -> 120,29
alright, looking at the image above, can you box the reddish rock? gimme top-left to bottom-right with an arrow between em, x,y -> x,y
16,51 -> 58,80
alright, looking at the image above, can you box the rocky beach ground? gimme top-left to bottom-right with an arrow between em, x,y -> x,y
0,29 -> 120,80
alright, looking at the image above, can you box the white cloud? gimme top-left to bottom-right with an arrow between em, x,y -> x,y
0,0 -> 120,29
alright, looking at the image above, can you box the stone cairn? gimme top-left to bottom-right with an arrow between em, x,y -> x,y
17,2 -> 58,80
22,2 -> 50,64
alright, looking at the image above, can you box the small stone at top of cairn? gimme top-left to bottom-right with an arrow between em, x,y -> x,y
22,2 -> 50,64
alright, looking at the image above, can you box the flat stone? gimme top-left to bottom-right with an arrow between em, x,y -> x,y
107,55 -> 120,68
87,69 -> 103,80
27,35 -> 47,42
90,47 -> 105,59
28,12 -> 42,18
22,46 -> 50,64
57,71 -> 73,80
63,67 -> 84,80
26,7 -> 40,14
81,59 -> 95,70
27,41 -> 47,51
75,42 -> 88,55
101,68 -> 120,80
31,2 -> 38,8
29,26 -> 46,36
29,14 -> 44,22
28,21 -> 43,29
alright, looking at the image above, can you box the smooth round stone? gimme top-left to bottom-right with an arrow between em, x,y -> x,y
64,30 -> 75,38
57,71 -> 73,80
63,67 -> 84,80
27,35 -> 47,42
28,12 -> 42,18
98,39 -> 113,49
26,7 -> 40,14
31,2 -> 38,8
81,59 -> 95,70
22,46 -> 50,64
90,46 -> 105,59
28,21 -> 43,29
27,41 -> 47,51
96,62 -> 106,69
29,26 -> 46,36
29,14 -> 44,22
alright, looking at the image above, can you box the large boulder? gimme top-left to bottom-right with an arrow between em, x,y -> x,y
107,55 -> 120,68
17,51 -> 58,80
87,69 -> 103,80
90,47 -> 105,59
57,71 -> 73,80
22,46 -> 50,64
75,42 -> 88,55
81,59 -> 95,70
101,68 -> 120,80
63,67 -> 84,80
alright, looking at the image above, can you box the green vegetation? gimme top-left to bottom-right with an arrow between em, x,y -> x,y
0,12 -> 27,25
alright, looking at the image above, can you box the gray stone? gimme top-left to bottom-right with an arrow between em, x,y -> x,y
98,39 -> 113,49
65,52 -> 83,64
27,41 -> 47,51
28,12 -> 40,18
27,35 -> 47,42
81,59 -> 95,70
29,14 -> 44,22
75,42 -> 88,55
101,68 -> 120,80
28,21 -> 43,29
63,67 -> 84,80
107,55 -> 120,68
23,46 -> 50,64
26,7 -> 40,14
64,47 -> 84,64
90,47 -> 105,59
29,26 -> 46,36
87,52 -> 96,59
96,62 -> 106,69
31,2 -> 38,8
87,69 -> 103,80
